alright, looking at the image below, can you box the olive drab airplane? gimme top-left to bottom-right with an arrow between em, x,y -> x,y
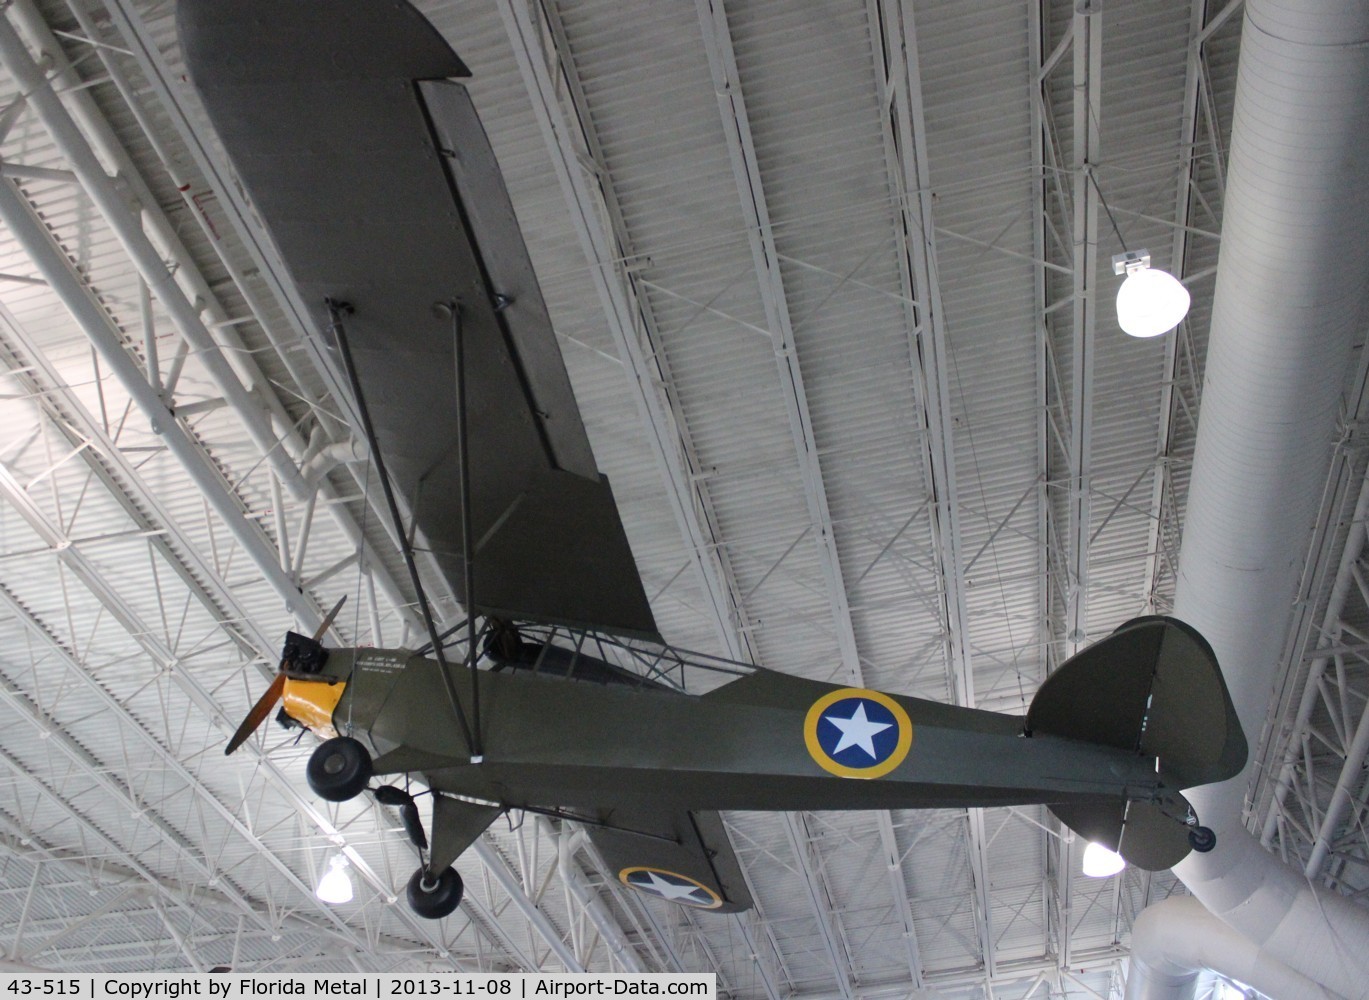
179,1 -> 1247,920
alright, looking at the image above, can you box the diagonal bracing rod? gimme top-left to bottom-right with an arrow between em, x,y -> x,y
326,299 -> 478,760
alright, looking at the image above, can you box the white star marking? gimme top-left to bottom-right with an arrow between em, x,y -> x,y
825,702 -> 893,759
638,872 -> 707,902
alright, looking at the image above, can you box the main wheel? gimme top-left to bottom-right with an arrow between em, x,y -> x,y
306,737 -> 372,802
407,866 -> 464,920
1188,825 -> 1217,853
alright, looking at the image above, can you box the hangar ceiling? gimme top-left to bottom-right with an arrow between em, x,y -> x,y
0,0 -> 1365,996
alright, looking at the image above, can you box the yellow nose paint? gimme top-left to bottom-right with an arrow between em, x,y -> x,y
281,677 -> 346,738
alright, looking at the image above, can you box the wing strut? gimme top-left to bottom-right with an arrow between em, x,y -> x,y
445,298 -> 482,758
326,298 -> 479,759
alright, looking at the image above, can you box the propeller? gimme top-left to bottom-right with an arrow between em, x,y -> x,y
225,595 -> 347,755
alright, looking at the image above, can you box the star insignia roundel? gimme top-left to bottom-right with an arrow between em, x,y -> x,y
619,867 -> 723,909
804,688 -> 914,778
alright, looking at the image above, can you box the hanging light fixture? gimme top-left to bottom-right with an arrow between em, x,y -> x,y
1112,249 -> 1190,338
315,852 -> 354,904
1081,841 -> 1126,878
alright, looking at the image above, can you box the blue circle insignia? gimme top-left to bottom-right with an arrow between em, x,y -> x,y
804,688 -> 914,778
817,697 -> 901,767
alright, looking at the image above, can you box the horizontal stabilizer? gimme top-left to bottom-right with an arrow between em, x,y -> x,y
1051,795 -> 1194,872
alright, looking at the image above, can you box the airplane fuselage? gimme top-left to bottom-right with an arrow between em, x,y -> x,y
306,648 -> 1163,817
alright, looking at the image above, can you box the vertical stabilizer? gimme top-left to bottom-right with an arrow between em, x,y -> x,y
1026,617 -> 1247,868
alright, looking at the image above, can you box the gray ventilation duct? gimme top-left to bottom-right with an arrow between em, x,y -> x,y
1125,897 -> 1337,1000
1135,0 -> 1369,998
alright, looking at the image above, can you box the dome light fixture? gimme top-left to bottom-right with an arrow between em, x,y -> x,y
1081,841 -> 1126,878
316,852 -> 354,904
1112,249 -> 1190,338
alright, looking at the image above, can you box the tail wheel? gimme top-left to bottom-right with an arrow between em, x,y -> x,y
306,736 -> 372,801
1188,825 -> 1217,853
407,865 -> 464,920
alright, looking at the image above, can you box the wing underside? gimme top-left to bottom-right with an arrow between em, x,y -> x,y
584,809 -> 752,914
178,0 -> 659,641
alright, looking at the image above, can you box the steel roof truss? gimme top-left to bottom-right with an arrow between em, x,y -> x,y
499,0 -> 751,663
867,0 -> 997,980
21,0 -> 425,634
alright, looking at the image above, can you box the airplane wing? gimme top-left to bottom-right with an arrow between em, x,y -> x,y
584,809 -> 752,913
177,1 -> 660,641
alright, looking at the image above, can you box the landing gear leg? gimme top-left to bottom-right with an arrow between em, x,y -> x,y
1188,824 -> 1217,853
1178,803 -> 1217,853
1156,793 -> 1219,855
407,865 -> 464,919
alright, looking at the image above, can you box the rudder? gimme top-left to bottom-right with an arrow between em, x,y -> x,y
1026,617 -> 1247,868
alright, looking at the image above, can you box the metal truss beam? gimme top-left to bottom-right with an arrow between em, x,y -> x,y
0,665 -> 270,935
1261,465 -> 1369,875
87,0 -> 442,632
1028,1 -> 1104,974
693,4 -> 888,990
5,0 -> 422,632
1252,228 -> 1369,887
779,814 -> 854,999
0,303 -> 273,659
0,743 -> 248,962
471,838 -> 583,972
696,0 -> 862,682
495,0 -> 789,987
1027,0 -> 1069,971
499,0 -> 750,664
0,820 -> 435,968
0,12 -> 310,509
1065,5 -> 1101,656
867,0 -> 992,980
0,466 -> 484,960
0,305 -> 543,966
0,138 -> 317,628
1140,0 -> 1226,610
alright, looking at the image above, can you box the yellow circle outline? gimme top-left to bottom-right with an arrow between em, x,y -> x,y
804,688 -> 914,779
618,866 -> 723,909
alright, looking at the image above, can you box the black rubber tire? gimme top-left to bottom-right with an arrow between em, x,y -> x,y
306,737 -> 372,802
407,866 -> 464,920
1188,825 -> 1217,853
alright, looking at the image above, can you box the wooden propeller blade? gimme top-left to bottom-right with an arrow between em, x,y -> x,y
225,595 -> 345,755
313,594 -> 347,643
224,671 -> 286,755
